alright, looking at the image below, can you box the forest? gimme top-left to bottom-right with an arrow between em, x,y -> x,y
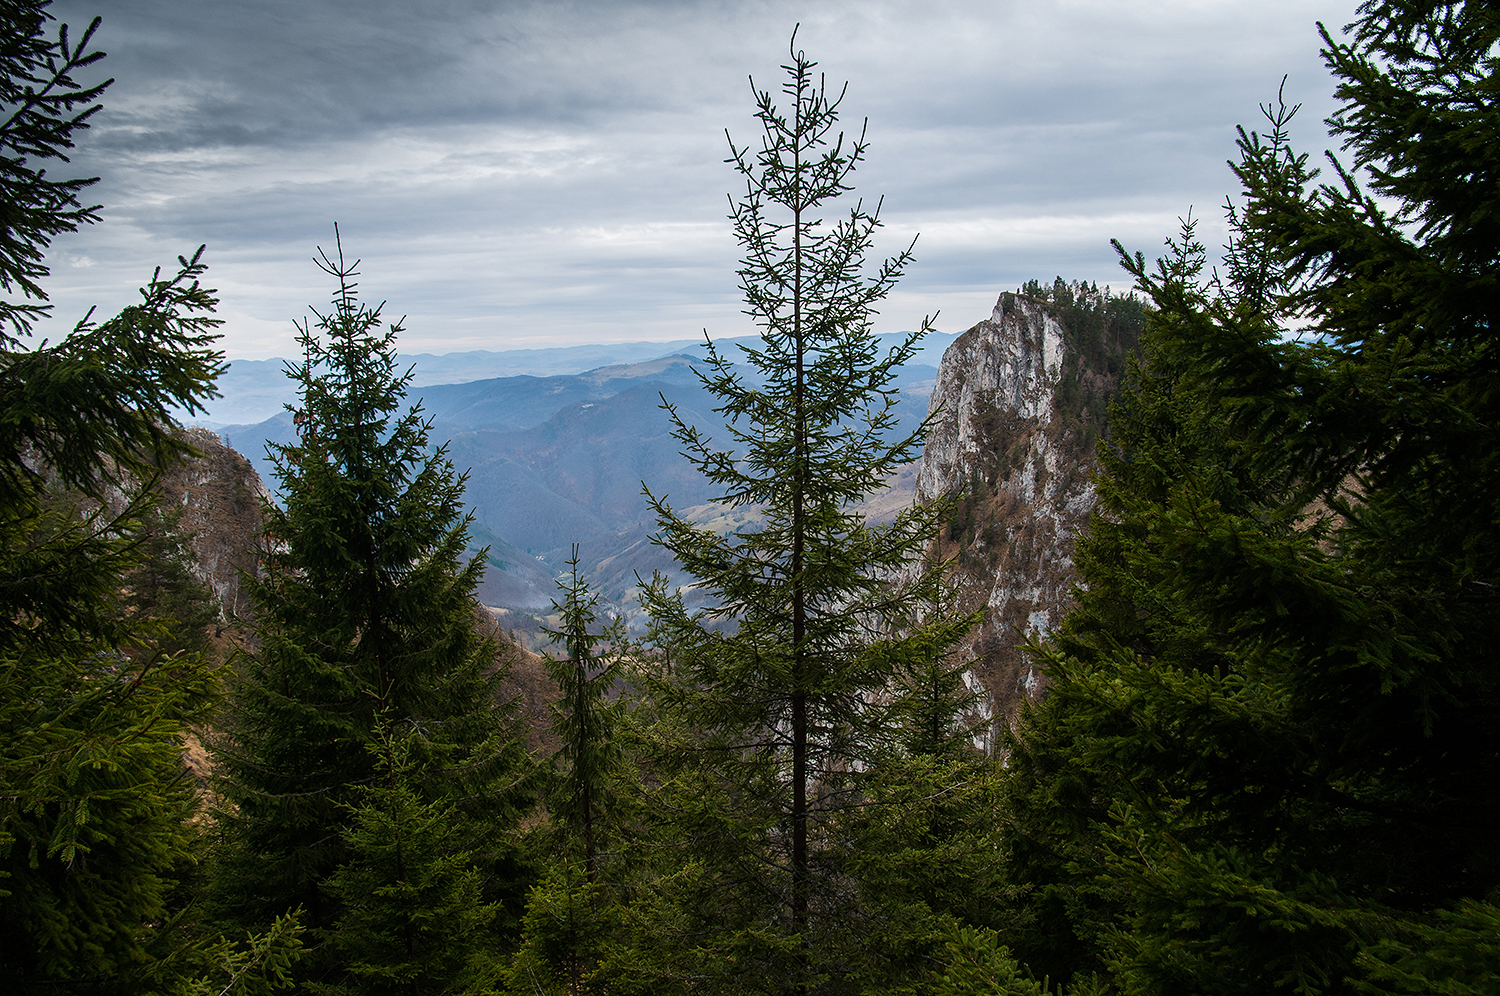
1,1 -> 1496,993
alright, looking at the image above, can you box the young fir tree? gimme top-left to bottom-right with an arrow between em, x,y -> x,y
1001,4 -> 1500,991
508,548 -> 628,995
825,619 -> 1024,993
637,37 -> 972,993
544,546 -> 626,885
208,234 -> 534,988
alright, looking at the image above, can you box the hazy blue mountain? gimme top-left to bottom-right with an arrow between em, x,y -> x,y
219,356 -> 707,489
467,520 -> 559,609
217,361 -> 721,608
196,332 -> 957,426
200,340 -> 721,425
211,333 -> 951,609
448,378 -> 723,557
402,339 -> 719,385
415,355 -> 703,432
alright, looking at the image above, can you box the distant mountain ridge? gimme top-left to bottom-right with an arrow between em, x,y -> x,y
201,331 -> 958,426
213,337 -> 947,610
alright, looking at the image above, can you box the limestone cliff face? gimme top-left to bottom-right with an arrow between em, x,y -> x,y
157,427 -> 272,623
916,287 -> 1141,733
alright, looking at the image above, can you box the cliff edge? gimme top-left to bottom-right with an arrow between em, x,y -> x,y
916,284 -> 1142,733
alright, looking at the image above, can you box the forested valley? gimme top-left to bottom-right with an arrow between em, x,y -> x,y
2,1 -> 1496,993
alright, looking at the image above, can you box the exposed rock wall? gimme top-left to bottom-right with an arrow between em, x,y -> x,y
156,427 -> 272,623
916,288 -> 1141,734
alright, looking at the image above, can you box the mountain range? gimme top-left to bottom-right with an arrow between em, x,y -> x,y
213,332 -> 955,611
200,332 -> 955,427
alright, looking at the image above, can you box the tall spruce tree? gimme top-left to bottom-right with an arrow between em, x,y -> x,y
208,234 -> 534,989
1001,3 -> 1500,991
637,37 -> 972,994
0,4 -> 308,989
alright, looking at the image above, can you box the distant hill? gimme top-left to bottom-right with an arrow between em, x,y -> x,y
212,334 -> 952,612
196,332 -> 957,426
218,355 -> 710,495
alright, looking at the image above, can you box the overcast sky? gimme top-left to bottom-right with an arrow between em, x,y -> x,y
41,0 -> 1360,360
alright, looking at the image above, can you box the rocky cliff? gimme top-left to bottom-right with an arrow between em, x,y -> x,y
156,427 -> 272,624
916,283 -> 1143,733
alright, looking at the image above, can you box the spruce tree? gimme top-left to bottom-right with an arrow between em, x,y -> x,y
543,546 -> 626,885
829,622 -> 1015,992
208,234 -> 534,987
506,548 -> 628,996
1001,3 -> 1500,990
0,4 -> 308,988
638,37 -> 972,993
0,0 -> 108,342
317,725 -> 502,996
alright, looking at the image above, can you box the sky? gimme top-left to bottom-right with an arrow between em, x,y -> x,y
40,0 -> 1363,361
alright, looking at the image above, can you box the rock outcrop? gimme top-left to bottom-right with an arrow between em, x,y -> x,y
916,285 -> 1142,734
156,427 -> 272,624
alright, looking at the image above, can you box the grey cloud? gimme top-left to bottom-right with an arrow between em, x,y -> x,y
39,0 -> 1362,359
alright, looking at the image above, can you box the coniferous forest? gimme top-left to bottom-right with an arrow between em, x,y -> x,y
2,1 -> 1497,993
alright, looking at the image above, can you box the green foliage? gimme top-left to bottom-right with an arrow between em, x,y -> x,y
506,859 -> 612,996
122,501 -> 218,659
542,545 -> 627,881
0,7 -> 254,986
0,604 -> 217,987
834,754 -> 1015,995
885,630 -> 985,760
317,727 -> 502,996
507,549 -> 631,994
208,234 -> 535,985
637,36 -> 975,993
1002,3 -> 1500,991
840,600 -> 1013,992
935,924 -> 1046,996
1354,900 -> 1500,996
0,251 -> 226,642
0,0 -> 109,340
1016,278 -> 1145,455
168,912 -> 307,996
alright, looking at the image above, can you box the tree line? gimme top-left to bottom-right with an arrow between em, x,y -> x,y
1,1 -> 1495,993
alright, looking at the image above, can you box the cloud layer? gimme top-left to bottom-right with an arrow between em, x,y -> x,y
41,0 -> 1360,358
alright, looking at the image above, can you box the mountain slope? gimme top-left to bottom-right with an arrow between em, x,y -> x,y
451,380 -> 723,559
